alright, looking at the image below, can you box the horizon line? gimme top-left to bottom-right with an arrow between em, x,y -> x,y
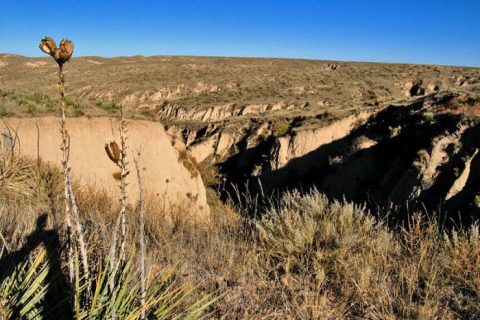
1,52 -> 479,69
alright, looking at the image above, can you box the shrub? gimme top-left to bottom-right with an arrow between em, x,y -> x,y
255,189 -> 480,318
272,121 -> 290,137
0,103 -> 8,117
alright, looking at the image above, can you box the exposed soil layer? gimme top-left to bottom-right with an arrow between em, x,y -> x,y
0,117 -> 209,217
169,90 -> 480,224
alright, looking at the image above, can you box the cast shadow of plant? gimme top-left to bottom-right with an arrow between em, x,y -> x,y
0,214 -> 73,319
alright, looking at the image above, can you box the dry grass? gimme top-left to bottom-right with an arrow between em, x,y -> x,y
0,152 -> 38,198
0,156 -> 479,319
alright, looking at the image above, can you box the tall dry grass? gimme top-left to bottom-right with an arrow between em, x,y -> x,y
2,154 -> 479,318
0,153 -> 214,318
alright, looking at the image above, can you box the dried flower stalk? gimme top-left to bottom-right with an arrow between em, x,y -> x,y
59,60 -> 91,297
60,107 -> 74,287
108,106 -> 129,320
133,150 -> 146,319
118,108 -> 128,263
40,36 -> 90,301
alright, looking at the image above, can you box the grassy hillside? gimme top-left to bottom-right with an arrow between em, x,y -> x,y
1,54 -> 479,117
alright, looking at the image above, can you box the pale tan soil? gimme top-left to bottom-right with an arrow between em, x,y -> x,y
446,149 -> 479,200
24,61 -> 48,68
273,109 -> 374,169
420,126 -> 466,185
0,116 -> 209,217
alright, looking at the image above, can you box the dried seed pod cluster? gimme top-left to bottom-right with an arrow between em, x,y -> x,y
105,141 -> 121,166
39,37 -> 74,65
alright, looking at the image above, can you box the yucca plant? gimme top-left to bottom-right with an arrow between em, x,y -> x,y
0,245 -> 212,320
0,247 -> 50,319
33,36 -> 214,319
72,250 -> 213,319
39,37 -> 74,66
39,36 -> 90,304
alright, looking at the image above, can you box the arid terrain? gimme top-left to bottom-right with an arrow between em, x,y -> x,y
1,54 -> 479,116
1,54 -> 480,318
2,54 -> 479,221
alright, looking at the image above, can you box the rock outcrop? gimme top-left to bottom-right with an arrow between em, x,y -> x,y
402,79 -> 424,97
158,101 -> 306,122
215,91 -> 480,224
445,149 -> 479,200
271,110 -> 374,170
426,82 -> 440,93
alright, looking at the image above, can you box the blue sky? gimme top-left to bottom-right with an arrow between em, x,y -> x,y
1,1 -> 479,66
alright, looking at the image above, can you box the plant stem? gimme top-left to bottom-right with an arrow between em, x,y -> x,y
119,107 -> 128,262
59,64 -> 74,287
58,63 -> 90,299
133,151 -> 146,319
108,210 -> 122,320
108,106 -> 128,320
67,174 -> 90,294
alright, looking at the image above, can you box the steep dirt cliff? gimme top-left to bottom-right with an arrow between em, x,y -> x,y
0,117 -> 209,218
164,89 -> 480,224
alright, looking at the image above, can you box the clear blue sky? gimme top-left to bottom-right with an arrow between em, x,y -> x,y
1,1 -> 479,66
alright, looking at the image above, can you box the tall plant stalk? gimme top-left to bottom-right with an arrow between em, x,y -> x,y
108,210 -> 122,320
133,150 -> 146,319
58,63 -> 91,297
58,64 -> 76,303
40,38 -> 91,297
108,106 -> 129,320
59,96 -> 74,296
118,108 -> 128,262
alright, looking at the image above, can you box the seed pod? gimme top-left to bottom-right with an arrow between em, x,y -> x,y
58,39 -> 74,63
105,143 -> 115,162
52,39 -> 74,64
53,49 -> 70,64
39,37 -> 57,56
105,141 -> 121,165
109,141 -> 121,163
